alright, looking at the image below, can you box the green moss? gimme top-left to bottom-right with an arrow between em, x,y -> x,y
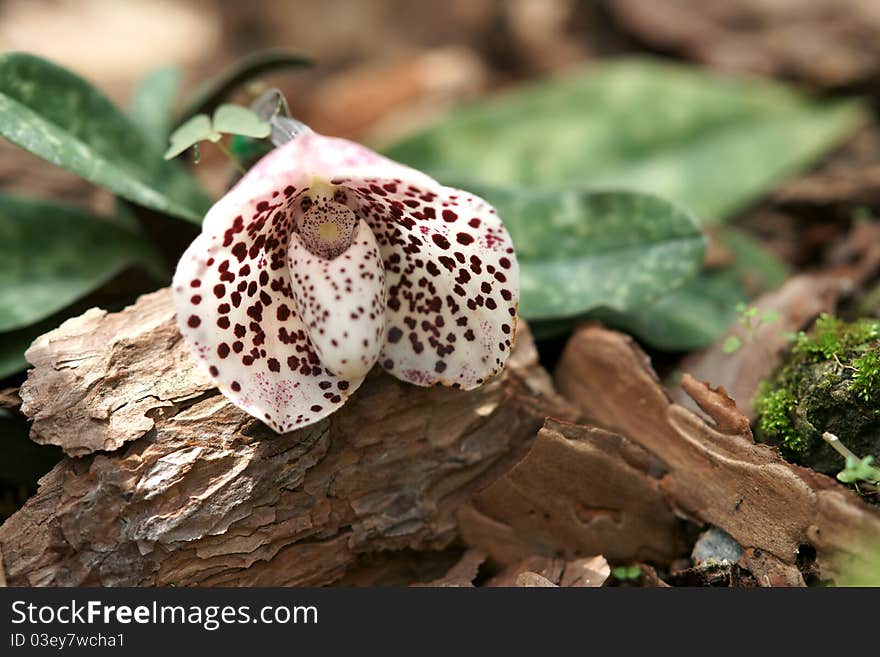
754,314 -> 880,474
852,349 -> 880,402
754,384 -> 804,453
792,314 -> 879,361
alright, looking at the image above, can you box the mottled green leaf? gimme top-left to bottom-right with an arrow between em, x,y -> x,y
593,270 -> 746,351
179,49 -> 313,122
460,182 -> 705,320
213,104 -> 270,139
384,58 -> 866,223
0,53 -> 211,223
164,114 -> 219,160
0,193 -> 166,332
607,226 -> 789,349
129,67 -> 181,150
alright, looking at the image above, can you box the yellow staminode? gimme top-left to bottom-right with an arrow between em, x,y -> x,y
318,221 -> 341,242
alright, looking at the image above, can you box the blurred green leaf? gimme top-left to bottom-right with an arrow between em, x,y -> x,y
610,226 -> 789,349
129,67 -> 181,150
212,104 -> 270,139
384,57 -> 866,223
178,49 -> 313,122
459,181 -> 705,321
164,114 -> 220,160
0,193 -> 166,332
0,53 -> 211,223
593,270 -> 746,351
721,225 -> 789,292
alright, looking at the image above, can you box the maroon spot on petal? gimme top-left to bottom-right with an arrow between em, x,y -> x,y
213,284 -> 225,298
388,327 -> 403,343
231,242 -> 248,262
267,358 -> 280,372
310,404 -> 323,412
338,381 -> 350,390
435,361 -> 447,373
217,343 -> 230,358
499,257 -> 511,269
432,234 -> 450,249
209,366 -> 219,376
190,295 -> 202,305
231,381 -> 241,392
456,232 -> 474,245
190,279 -> 201,288
442,209 -> 457,222
468,218 -> 481,228
187,315 -> 201,328
217,316 -> 231,329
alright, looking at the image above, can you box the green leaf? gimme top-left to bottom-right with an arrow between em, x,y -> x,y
458,182 -> 705,321
721,225 -> 789,293
0,193 -> 166,332
384,57 -> 866,223
593,270 -> 747,351
0,53 -> 211,223
212,104 -> 271,139
164,114 -> 220,159
178,49 -> 313,123
129,67 -> 181,150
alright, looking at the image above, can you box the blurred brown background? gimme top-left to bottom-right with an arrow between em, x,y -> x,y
3,0 -> 880,253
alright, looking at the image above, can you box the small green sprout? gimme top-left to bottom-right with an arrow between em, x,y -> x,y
822,432 -> 880,487
612,565 -> 642,581
721,304 -> 782,354
164,103 -> 271,173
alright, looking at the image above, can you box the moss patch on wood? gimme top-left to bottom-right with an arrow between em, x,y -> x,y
754,313 -> 880,474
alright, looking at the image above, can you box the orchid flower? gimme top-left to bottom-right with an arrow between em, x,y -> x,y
172,127 -> 519,433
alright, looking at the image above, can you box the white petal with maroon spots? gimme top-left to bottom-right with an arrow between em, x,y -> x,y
348,183 -> 520,389
288,218 -> 386,378
171,201 -> 364,433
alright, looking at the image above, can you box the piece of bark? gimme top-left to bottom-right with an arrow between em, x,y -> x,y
412,549 -> 487,587
739,548 -> 805,587
0,289 -> 573,586
458,419 -> 683,567
20,292 -> 214,457
555,324 -> 880,582
515,572 -> 557,587
559,555 -> 610,588
673,273 -> 842,420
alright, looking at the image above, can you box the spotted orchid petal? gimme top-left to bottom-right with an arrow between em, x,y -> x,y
173,128 -> 519,433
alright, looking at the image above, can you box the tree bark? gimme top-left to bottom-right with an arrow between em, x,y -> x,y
0,289 -> 574,586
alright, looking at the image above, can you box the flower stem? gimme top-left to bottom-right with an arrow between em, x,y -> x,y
822,431 -> 859,461
215,140 -> 248,175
